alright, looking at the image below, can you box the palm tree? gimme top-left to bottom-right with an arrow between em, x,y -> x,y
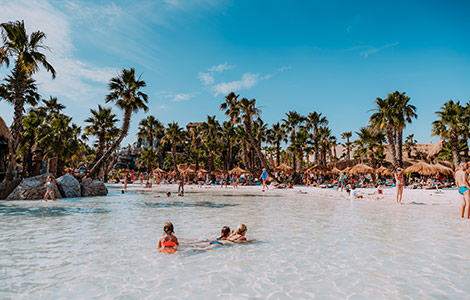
403,134 -> 417,159
137,115 -> 164,149
0,20 -> 56,179
135,146 -> 157,172
394,91 -> 417,168
200,115 -> 220,171
221,121 -> 235,170
317,126 -> 331,165
432,100 -> 469,167
266,122 -> 286,166
305,111 -> 328,164
220,92 -> 240,125
288,129 -> 312,171
282,111 -> 305,170
161,122 -> 186,172
354,126 -> 385,167
84,105 -> 119,163
341,131 -> 353,160
89,68 -> 148,178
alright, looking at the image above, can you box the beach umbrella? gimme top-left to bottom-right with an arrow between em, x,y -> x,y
153,167 -> 166,174
404,161 -> 435,176
431,163 -> 454,176
329,167 -> 342,175
228,167 -> 250,175
342,167 -> 351,174
177,164 -> 188,172
197,168 -> 208,174
273,163 -> 295,174
211,169 -> 228,175
305,164 -> 329,174
349,164 -> 374,175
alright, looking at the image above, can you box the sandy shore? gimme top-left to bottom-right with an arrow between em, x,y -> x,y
107,182 -> 461,207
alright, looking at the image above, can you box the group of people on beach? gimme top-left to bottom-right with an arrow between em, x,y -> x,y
158,222 -> 248,253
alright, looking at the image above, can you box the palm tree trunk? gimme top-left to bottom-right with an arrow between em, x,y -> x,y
451,131 -> 461,168
241,141 -> 249,169
297,149 -> 303,172
276,140 -> 280,166
346,138 -> 351,160
396,129 -> 404,168
171,145 -> 178,173
387,129 -> 398,170
89,109 -> 132,178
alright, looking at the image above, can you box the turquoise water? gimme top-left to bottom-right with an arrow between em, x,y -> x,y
1,188 -> 469,299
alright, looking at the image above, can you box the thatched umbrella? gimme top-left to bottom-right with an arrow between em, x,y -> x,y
306,164 -> 329,174
329,167 -> 342,175
427,140 -> 444,160
431,163 -> 454,176
375,166 -> 393,177
229,166 -> 250,175
342,167 -> 351,174
177,164 -> 188,172
273,163 -> 295,174
211,169 -> 227,175
153,167 -> 166,174
404,161 -> 435,176
349,164 -> 374,175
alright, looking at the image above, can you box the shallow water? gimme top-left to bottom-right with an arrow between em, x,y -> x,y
1,189 -> 470,299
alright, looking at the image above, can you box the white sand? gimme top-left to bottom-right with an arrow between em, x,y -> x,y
107,182 -> 461,207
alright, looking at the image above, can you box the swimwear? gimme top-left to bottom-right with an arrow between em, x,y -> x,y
209,241 -> 223,246
459,187 -> 469,195
46,183 -> 52,188
160,236 -> 177,253
47,191 -> 52,194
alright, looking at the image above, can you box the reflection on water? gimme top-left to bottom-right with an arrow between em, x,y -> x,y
0,203 -> 111,217
136,201 -> 238,208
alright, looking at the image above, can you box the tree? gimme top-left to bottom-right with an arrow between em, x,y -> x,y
282,111 -> 305,170
135,146 -> 157,172
267,122 -> 286,166
432,100 -> 469,167
394,91 -> 417,168
89,68 -> 148,178
221,121 -> 235,170
403,134 -> 417,159
137,115 -> 163,149
200,115 -> 220,171
354,126 -> 385,167
220,92 -> 240,125
341,131 -> 353,160
305,111 -> 328,164
84,105 -> 119,166
161,122 -> 186,173
0,20 -> 56,179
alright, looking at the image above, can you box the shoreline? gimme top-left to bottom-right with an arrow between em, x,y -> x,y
107,183 -> 460,207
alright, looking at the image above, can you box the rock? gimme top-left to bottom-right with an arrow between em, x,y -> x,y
56,174 -> 81,198
80,178 -> 108,197
5,173 -> 63,200
0,179 -> 21,199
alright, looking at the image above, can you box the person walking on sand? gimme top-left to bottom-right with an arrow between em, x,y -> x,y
455,162 -> 470,218
43,176 -> 56,201
394,168 -> 405,204
260,168 -> 268,192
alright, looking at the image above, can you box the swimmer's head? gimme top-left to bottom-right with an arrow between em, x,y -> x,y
163,222 -> 174,235
235,223 -> 247,235
220,226 -> 231,238
166,192 -> 171,197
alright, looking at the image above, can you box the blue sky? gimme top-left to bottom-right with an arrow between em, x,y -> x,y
1,0 -> 469,146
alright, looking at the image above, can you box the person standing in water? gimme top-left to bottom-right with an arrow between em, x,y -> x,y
455,162 -> 470,218
43,176 -> 56,201
260,168 -> 268,192
394,168 -> 405,204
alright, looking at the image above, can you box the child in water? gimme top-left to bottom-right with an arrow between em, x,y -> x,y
158,222 -> 179,253
209,226 -> 232,246
228,224 -> 248,242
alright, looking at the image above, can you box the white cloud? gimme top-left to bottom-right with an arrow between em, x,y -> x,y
171,93 -> 191,102
212,73 -> 261,95
208,62 -> 236,72
159,105 -> 166,109
349,42 -> 400,58
198,72 -> 214,85
279,66 -> 292,72
0,0 -> 117,101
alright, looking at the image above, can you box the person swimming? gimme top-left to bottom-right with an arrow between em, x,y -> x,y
158,222 -> 179,253
209,226 -> 232,246
228,224 -> 248,242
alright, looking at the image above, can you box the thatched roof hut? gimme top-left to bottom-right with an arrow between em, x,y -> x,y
349,164 -> 374,175
228,167 -> 250,175
273,163 -> 295,174
404,161 -> 435,176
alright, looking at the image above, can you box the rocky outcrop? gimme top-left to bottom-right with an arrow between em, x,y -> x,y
80,178 -> 108,197
5,173 -> 63,200
56,174 -> 81,198
0,179 -> 21,200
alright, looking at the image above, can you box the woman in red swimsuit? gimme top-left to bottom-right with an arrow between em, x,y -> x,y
158,222 -> 179,253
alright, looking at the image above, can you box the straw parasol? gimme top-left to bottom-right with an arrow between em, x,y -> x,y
329,167 -> 342,175
404,161 -> 435,176
273,163 -> 295,174
349,164 -> 374,175
211,169 -> 227,175
431,163 -> 454,176
153,167 -> 166,174
342,167 -> 351,174
228,166 -> 250,175
427,140 -> 444,160
305,164 -> 329,174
